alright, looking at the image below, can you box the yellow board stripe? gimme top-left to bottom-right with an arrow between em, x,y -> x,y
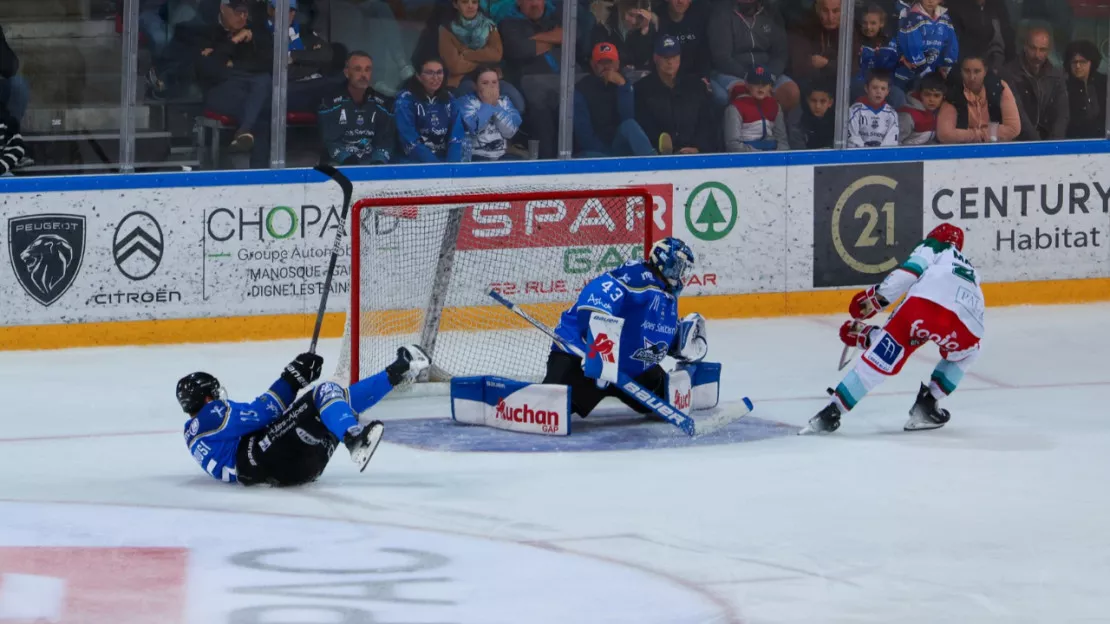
1,278 -> 1108,351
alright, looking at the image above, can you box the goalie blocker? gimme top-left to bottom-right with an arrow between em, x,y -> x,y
450,362 -> 721,436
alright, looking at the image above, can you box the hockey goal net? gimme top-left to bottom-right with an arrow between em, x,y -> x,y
334,187 -> 657,388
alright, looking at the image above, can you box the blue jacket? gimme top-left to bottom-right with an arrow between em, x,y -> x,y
573,74 -> 635,154
858,35 -> 899,82
394,86 -> 465,163
895,4 -> 958,85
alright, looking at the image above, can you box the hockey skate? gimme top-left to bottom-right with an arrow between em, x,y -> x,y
904,383 -> 951,431
799,403 -> 842,435
386,345 -> 432,386
344,420 -> 385,472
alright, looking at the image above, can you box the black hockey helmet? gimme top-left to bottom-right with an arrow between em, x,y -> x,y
177,372 -> 221,415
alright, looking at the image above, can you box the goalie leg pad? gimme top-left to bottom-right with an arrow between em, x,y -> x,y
451,376 -> 572,436
672,361 -> 721,410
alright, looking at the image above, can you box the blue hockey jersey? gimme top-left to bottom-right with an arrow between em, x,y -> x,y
895,4 -> 958,86
553,260 -> 679,376
182,378 -> 295,483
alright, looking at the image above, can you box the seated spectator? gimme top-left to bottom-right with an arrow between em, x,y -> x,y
394,58 -> 465,163
788,0 -> 845,89
440,0 -> 526,114
1000,27 -> 1067,141
329,0 -> 415,96
847,70 -> 899,146
656,0 -> 711,81
1064,40 -> 1106,139
197,0 -> 274,166
799,80 -> 835,148
318,51 -> 395,166
267,0 -> 341,112
573,43 -> 654,157
0,24 -> 29,123
897,70 -> 944,144
856,4 -> 904,108
894,0 -> 958,92
0,102 -> 25,176
484,0 -> 555,23
140,0 -> 199,61
459,66 -> 523,160
634,35 -> 719,154
724,65 -> 789,152
708,0 -> 799,113
946,0 -> 1014,72
937,53 -> 1020,143
500,0 -> 563,159
588,0 -> 657,73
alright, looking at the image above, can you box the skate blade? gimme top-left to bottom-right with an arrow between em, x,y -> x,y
798,424 -> 831,435
903,419 -> 946,432
353,422 -> 385,472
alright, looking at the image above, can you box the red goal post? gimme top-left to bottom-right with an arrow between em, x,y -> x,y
339,186 -> 657,388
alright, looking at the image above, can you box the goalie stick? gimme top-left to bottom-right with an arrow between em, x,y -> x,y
309,164 -> 353,355
487,290 -> 753,437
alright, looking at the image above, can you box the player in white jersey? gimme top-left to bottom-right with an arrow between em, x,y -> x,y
802,223 -> 985,434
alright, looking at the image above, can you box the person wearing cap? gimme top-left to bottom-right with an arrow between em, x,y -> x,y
573,42 -> 655,158
656,0 -> 711,82
634,35 -> 720,155
724,64 -> 789,152
265,0 -> 341,113
707,0 -> 798,113
197,0 -> 274,166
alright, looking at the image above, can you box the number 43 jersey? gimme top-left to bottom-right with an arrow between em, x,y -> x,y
878,238 -> 986,339
553,260 -> 680,376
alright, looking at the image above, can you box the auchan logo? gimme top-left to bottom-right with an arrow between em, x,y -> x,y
495,399 -> 561,432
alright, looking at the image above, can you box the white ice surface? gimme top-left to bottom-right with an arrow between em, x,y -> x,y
1,303 -> 1109,623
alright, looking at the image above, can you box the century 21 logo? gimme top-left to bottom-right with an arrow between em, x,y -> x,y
831,174 -> 899,274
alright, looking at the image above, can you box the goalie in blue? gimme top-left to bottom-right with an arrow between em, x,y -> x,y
545,237 -> 708,417
177,345 -> 430,486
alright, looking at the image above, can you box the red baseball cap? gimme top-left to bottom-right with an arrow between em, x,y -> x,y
591,42 -> 620,65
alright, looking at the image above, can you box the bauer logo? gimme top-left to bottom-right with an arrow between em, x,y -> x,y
7,214 -> 86,307
113,211 -> 164,281
813,163 -> 924,287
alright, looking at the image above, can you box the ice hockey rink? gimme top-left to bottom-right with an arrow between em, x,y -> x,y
1,302 -> 1107,624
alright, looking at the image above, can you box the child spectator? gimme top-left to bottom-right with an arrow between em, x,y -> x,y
1064,40 -> 1106,139
894,0 -> 958,92
897,71 -> 944,144
724,65 -> 789,152
573,42 -> 655,157
634,35 -> 720,154
588,0 -> 658,73
459,66 -> 523,160
847,70 -> 899,147
318,51 -> 395,166
394,58 -> 465,163
937,54 -> 1020,143
657,0 -> 712,81
799,81 -> 835,149
440,0 -> 526,114
857,4 -> 903,107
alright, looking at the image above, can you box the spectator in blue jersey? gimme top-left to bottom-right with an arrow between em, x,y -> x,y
459,66 -> 523,160
318,51 -> 396,166
574,42 -> 655,158
177,346 -> 430,486
856,4 -> 904,108
394,58 -> 466,163
544,237 -> 706,418
894,0 -> 958,92
724,65 -> 789,152
500,0 -> 563,159
266,0 -> 342,113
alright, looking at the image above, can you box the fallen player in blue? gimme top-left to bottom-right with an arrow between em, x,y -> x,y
177,345 -> 430,486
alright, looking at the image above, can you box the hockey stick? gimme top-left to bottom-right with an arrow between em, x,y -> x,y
838,344 -> 855,370
488,290 -> 753,436
309,164 -> 354,354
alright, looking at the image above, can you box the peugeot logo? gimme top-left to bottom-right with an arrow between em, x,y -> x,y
113,211 -> 164,281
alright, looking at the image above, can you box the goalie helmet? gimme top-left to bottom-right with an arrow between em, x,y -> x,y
649,237 -> 695,294
176,372 -> 222,415
927,223 -> 964,251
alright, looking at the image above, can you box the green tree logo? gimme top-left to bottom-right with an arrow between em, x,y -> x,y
684,182 -> 737,241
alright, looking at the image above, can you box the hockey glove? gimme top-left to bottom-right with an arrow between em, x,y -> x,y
849,286 -> 887,320
281,352 -> 324,392
670,313 -> 708,362
839,320 -> 876,349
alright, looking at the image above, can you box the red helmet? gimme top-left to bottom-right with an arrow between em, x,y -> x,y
927,223 -> 964,251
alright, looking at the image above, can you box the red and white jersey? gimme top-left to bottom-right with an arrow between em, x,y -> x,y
876,238 -> 986,339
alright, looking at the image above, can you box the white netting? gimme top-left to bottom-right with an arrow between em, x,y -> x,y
334,186 -> 655,390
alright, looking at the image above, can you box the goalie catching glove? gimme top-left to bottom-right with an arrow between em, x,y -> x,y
670,313 -> 707,362
281,352 -> 323,392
